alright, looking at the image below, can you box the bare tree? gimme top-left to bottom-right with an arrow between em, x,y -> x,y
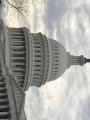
5,0 -> 47,25
5,0 -> 29,23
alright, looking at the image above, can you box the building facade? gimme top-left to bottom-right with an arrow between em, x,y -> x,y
0,20 -> 90,120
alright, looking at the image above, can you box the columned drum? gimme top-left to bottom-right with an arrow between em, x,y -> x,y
4,26 -> 29,91
9,28 -> 26,88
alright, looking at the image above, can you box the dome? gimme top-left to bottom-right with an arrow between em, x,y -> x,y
3,23 -> 89,90
28,33 -> 71,87
47,38 -> 71,81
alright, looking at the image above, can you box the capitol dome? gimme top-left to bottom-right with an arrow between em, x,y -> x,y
2,23 -> 89,90
29,33 -> 71,87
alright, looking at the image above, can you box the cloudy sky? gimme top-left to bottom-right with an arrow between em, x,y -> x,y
2,0 -> 90,120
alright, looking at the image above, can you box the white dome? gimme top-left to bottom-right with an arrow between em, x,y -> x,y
4,23 -> 89,89
29,33 -> 71,87
47,38 -> 71,82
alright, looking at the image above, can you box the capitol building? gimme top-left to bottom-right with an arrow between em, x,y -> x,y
0,20 -> 89,120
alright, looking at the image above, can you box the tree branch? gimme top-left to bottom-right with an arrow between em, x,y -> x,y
5,0 -> 27,23
6,0 -> 22,15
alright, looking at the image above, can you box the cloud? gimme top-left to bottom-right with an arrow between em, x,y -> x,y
45,0 -> 70,36
76,96 -> 90,120
44,0 -> 90,53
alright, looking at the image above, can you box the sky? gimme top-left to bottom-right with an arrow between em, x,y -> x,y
2,0 -> 90,120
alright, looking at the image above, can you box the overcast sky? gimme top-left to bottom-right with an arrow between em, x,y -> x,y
2,0 -> 90,120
